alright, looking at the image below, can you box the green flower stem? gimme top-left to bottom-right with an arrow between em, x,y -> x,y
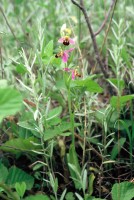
67,88 -> 75,147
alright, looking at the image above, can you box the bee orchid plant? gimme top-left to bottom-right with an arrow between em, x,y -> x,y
55,24 -> 81,80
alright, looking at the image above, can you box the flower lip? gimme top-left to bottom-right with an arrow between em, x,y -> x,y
58,36 -> 75,46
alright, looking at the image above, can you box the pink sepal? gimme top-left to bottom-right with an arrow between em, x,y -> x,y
69,38 -> 75,44
58,38 -> 64,43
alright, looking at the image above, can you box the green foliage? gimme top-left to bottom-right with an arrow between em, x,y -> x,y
110,95 -> 134,108
67,145 -> 81,189
24,194 -> 50,200
110,138 -> 126,160
44,122 -> 79,141
15,182 -> 26,198
65,192 -> 75,200
6,166 -> 34,190
0,88 -> 23,122
71,78 -> 103,93
46,106 -> 62,121
0,0 -> 133,199
107,78 -> 125,92
88,173 -> 95,196
16,64 -> 28,75
0,137 -> 41,153
0,163 -> 8,182
111,181 -> 134,200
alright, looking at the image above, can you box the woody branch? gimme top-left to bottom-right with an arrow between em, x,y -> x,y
71,0 -> 116,79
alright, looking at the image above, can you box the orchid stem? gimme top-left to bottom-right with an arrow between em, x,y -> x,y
67,88 -> 75,147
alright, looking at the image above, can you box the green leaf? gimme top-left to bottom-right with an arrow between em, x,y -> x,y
24,194 -> 50,200
6,166 -> 34,190
112,181 -> 134,200
47,117 -> 61,126
16,64 -> 28,74
60,188 -> 67,200
44,40 -> 53,57
0,163 -> 8,182
49,173 -> 58,194
121,48 -> 131,68
65,192 -> 75,200
107,78 -> 125,91
67,145 -> 81,189
71,78 -> 103,93
86,198 -> 106,200
18,121 -> 37,131
51,57 -> 61,67
111,138 -> 126,160
75,193 -> 83,200
15,182 -> 26,198
110,95 -> 134,108
46,106 -> 62,120
0,137 -> 41,154
15,0 -> 24,4
88,173 -> 95,196
0,88 -> 23,122
44,122 -> 80,141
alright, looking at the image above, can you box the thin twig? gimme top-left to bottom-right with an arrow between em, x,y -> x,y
0,6 -> 18,42
94,0 -> 116,36
100,0 -> 118,53
71,0 -> 109,78
71,0 -> 83,10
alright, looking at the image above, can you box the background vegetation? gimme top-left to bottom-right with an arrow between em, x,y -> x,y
0,0 -> 134,199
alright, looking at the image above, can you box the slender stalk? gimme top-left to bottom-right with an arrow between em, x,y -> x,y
0,38 -> 4,78
100,0 -> 118,53
0,6 -> 18,43
67,88 -> 75,146
82,96 -> 87,166
94,0 -> 116,36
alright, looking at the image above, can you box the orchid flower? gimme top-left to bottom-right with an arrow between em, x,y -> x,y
58,36 -> 75,46
64,68 -> 81,80
62,48 -> 74,62
55,48 -> 74,63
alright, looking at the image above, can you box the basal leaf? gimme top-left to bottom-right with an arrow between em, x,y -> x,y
0,163 -> 8,182
0,137 -> 41,154
112,181 -> 134,200
67,145 -> 81,189
6,166 -> 34,190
